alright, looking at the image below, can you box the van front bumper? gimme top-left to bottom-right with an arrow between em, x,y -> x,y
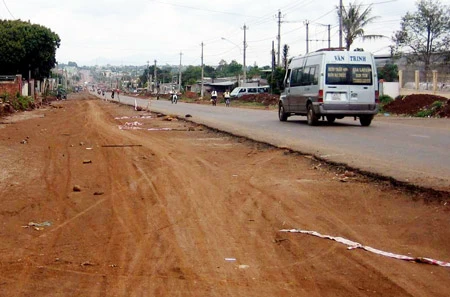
314,103 -> 378,115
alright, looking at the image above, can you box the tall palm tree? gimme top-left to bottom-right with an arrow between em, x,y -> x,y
339,1 -> 384,50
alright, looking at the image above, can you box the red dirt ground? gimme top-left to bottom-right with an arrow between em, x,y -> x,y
0,93 -> 449,296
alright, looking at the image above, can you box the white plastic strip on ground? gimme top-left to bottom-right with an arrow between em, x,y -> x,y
280,229 -> 450,268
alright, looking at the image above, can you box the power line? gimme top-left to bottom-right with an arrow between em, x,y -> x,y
148,0 -> 259,18
2,0 -> 15,19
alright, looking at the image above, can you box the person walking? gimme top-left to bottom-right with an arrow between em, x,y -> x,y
211,90 -> 217,106
224,90 -> 231,107
111,90 -> 115,99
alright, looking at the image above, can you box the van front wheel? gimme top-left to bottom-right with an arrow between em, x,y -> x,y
307,104 -> 319,126
359,115 -> 373,126
279,104 -> 288,122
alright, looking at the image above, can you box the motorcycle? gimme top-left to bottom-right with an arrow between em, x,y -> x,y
171,93 -> 178,104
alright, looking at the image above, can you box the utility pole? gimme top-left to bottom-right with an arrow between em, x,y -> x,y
271,41 -> 275,94
200,42 -> 204,98
305,20 -> 310,53
242,24 -> 248,86
147,61 -> 150,92
339,0 -> 343,49
178,52 -> 182,92
65,69 -> 68,90
153,60 -> 157,93
277,10 -> 282,67
328,24 -> 331,49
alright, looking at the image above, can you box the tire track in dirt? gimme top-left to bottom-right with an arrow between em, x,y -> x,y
75,101 -> 198,295
11,101 -> 99,295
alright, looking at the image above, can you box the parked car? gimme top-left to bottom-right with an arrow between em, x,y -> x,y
278,49 -> 379,126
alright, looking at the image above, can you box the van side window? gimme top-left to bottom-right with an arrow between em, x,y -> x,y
248,88 -> 257,93
300,65 -> 319,86
299,68 -> 309,86
239,88 -> 246,93
310,66 -> 318,85
290,68 -> 303,87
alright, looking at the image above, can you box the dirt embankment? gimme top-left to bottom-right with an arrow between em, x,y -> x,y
384,94 -> 450,117
0,93 -> 449,297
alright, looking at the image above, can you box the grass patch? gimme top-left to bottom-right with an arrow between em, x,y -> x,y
3,94 -> 35,111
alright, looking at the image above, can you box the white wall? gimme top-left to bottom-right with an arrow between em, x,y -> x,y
22,82 -> 29,96
380,82 -> 399,98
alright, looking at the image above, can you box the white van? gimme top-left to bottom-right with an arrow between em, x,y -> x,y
278,50 -> 379,126
230,86 -> 269,98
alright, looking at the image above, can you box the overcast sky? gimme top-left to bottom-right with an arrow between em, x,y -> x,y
0,0 -> 430,67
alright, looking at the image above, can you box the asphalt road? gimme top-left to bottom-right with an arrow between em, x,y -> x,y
97,92 -> 450,192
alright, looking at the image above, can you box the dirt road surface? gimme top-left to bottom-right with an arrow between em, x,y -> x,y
1,93 -> 449,297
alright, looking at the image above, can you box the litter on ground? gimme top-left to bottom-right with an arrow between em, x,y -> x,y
280,228 -> 450,268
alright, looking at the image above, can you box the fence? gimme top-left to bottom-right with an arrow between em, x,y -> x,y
399,69 -> 450,98
0,75 -> 23,97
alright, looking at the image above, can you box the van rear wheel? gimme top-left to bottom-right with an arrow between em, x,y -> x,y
307,104 -> 319,126
279,104 -> 288,122
326,116 -> 336,124
359,115 -> 373,126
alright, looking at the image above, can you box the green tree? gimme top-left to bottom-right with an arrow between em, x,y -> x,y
282,44 -> 289,70
393,0 -> 450,71
338,1 -> 383,51
182,65 -> 202,85
268,66 -> 286,95
377,64 -> 398,82
0,20 -> 60,79
248,63 -> 260,78
203,65 -> 216,80
227,60 -> 242,76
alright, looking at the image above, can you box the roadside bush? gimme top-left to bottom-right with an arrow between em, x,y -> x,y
431,100 -> 443,109
415,101 -> 445,117
415,109 -> 434,117
9,95 -> 34,110
379,95 -> 394,105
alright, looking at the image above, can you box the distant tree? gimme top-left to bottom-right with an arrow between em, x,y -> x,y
68,61 -> 78,67
182,65 -> 202,86
72,74 -> 81,82
282,44 -> 289,70
393,0 -> 450,71
0,20 -> 60,79
377,64 -> 398,82
338,1 -> 384,51
203,65 -> 216,80
215,59 -> 228,77
228,60 -> 242,76
247,63 -> 260,78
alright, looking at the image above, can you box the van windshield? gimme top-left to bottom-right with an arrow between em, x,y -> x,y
230,88 -> 240,95
326,64 -> 372,85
